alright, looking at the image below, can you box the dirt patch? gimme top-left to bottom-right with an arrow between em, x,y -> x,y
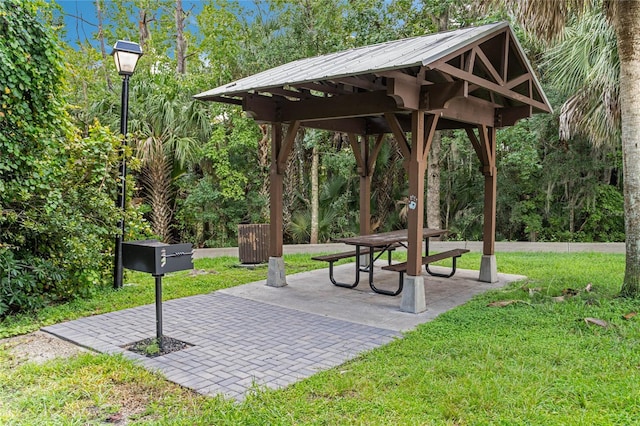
0,330 -> 88,366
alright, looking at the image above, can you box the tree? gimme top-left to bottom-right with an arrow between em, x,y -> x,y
494,0 -> 640,296
540,12 -> 622,241
95,0 -> 114,90
100,0 -> 175,56
197,0 -> 250,83
70,0 -> 211,243
615,1 -> 640,296
175,105 -> 265,247
175,0 -> 187,74
0,0 -> 136,315
128,71 -> 210,242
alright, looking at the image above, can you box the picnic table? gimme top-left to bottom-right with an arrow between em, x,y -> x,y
313,228 -> 467,296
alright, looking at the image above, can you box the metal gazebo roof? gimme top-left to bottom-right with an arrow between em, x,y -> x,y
195,21 -> 551,134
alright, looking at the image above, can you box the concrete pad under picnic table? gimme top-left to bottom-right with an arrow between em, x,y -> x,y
221,262 -> 527,332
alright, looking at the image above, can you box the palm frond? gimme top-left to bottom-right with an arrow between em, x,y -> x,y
489,0 -> 591,42
288,211 -> 311,243
320,175 -> 347,203
544,9 -> 619,148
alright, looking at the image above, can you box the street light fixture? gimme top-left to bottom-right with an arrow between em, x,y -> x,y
111,40 -> 142,289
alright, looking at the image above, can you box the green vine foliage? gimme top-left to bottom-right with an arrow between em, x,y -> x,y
0,1 -> 66,192
0,1 -> 143,317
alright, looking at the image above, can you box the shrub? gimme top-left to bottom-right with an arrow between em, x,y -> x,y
0,1 -> 151,316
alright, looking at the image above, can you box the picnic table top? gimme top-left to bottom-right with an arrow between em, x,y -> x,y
334,228 -> 447,248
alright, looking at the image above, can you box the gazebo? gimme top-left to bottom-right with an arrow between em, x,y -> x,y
195,21 -> 551,313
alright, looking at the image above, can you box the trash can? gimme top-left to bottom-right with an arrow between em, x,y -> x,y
238,224 -> 270,264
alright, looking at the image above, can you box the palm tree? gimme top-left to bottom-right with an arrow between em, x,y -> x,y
129,71 -> 210,242
493,0 -> 640,296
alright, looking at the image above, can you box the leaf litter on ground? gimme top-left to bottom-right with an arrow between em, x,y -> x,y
584,317 -> 608,328
487,300 -> 532,308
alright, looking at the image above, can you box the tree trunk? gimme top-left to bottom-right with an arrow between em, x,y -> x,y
426,14 -> 448,237
616,1 -> 640,297
138,8 -> 151,49
427,130 -> 442,234
310,144 -> 319,243
569,203 -> 575,235
94,0 -> 112,90
175,0 -> 187,74
258,125 -> 271,222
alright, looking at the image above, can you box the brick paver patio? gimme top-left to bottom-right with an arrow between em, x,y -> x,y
43,261 -> 524,401
43,292 -> 399,400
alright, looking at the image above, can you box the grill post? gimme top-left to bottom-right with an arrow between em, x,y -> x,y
154,274 -> 163,342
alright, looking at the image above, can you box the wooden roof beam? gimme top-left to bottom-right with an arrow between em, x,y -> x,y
244,94 -> 279,122
267,86 -> 315,100
282,113 -> 471,134
432,61 -> 551,112
428,96 -> 496,127
333,75 -> 386,91
495,105 -> 532,127
422,114 -> 440,163
473,46 -> 503,85
197,95 -> 243,105
506,73 -> 530,90
280,90 -> 401,122
294,82 -> 352,96
384,112 -> 411,159
387,77 -> 421,110
277,120 -> 300,174
300,117 -> 369,134
502,30 -> 510,81
378,70 -> 423,84
421,81 -> 467,109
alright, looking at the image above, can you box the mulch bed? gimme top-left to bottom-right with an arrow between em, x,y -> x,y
122,336 -> 193,358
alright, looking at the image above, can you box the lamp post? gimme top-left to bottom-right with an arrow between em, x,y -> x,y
111,40 -> 143,289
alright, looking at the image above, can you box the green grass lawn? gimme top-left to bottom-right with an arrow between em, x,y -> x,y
2,252 -> 640,424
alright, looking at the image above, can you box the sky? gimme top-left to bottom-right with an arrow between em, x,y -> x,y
55,0 -> 107,47
54,0 -> 205,49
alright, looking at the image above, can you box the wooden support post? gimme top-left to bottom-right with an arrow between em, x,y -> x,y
360,135 -> 371,235
349,133 -> 376,236
480,126 -> 497,256
269,124 -> 284,258
401,111 -> 433,314
483,169 -> 497,255
476,125 -> 498,283
406,111 -> 426,277
268,123 -> 287,287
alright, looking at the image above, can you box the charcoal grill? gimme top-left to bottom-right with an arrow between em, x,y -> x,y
122,240 -> 193,340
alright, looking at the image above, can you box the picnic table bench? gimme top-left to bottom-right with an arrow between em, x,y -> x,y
313,228 -> 463,296
382,248 -> 470,291
311,244 -> 400,288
